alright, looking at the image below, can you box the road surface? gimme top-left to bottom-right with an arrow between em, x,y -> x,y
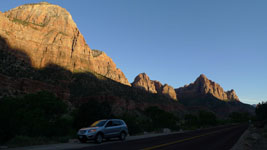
71,124 -> 248,150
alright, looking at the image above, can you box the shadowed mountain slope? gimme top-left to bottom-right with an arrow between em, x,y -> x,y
0,2 -> 254,118
175,74 -> 253,117
0,2 -> 130,86
132,73 -> 177,100
0,35 -> 185,115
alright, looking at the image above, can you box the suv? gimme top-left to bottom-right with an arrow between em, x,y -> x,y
77,119 -> 128,143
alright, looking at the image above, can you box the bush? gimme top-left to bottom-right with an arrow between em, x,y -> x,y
120,113 -> 145,135
0,91 -> 71,144
73,100 -> 113,129
228,112 -> 250,123
255,101 -> 267,122
182,114 -> 199,130
198,111 -> 217,127
144,106 -> 180,131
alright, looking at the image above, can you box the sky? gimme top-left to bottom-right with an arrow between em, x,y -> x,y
1,0 -> 266,104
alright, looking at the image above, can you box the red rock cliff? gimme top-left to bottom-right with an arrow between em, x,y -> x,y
0,2 -> 130,86
176,74 -> 239,101
132,73 -> 177,100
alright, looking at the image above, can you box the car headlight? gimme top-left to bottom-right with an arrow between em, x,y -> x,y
89,129 -> 96,132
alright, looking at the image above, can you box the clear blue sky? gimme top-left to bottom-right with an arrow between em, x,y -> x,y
1,0 -> 267,104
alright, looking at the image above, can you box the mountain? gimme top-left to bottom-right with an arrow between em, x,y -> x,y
0,2 -> 185,115
132,73 -> 177,100
176,74 -> 239,101
175,74 -> 254,117
0,2 -> 130,86
0,2 -> 254,118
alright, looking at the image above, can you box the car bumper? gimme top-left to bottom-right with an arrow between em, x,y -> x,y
77,133 -> 96,140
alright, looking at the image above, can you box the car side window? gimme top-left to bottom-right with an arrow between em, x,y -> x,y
113,120 -> 122,126
106,121 -> 113,127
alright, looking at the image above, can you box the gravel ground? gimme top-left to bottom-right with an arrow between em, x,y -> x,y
231,124 -> 267,150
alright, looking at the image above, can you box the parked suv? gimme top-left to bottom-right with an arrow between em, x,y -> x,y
77,119 -> 128,143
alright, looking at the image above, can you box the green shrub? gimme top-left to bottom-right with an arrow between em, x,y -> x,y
119,113 -> 145,135
144,106 -> 180,131
255,101 -> 267,122
73,100 -> 113,129
92,49 -> 103,57
229,112 -> 250,123
198,110 -> 218,127
182,114 -> 199,130
0,91 -> 70,144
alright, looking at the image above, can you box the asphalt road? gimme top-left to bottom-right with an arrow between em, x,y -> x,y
72,124 -> 248,150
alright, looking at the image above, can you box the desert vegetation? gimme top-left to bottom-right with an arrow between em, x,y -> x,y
254,101 -> 267,127
0,91 -> 256,147
0,91 -> 181,146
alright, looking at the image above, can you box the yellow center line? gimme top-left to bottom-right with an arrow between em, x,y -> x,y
141,126 -> 236,150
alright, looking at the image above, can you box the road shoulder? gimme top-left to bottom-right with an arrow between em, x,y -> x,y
231,124 -> 267,150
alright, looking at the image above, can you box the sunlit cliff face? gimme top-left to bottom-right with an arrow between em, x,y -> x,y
0,2 -> 130,86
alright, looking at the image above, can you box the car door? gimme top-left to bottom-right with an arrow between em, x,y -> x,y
112,120 -> 122,136
103,121 -> 117,138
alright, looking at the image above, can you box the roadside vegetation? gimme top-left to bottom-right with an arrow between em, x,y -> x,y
0,91 -> 255,147
0,92 -> 73,146
254,101 -> 267,127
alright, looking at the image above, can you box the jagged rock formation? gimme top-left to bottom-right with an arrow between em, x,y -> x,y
132,73 -> 177,100
176,74 -> 239,101
161,84 -> 177,100
0,2 -> 130,85
132,73 -> 157,93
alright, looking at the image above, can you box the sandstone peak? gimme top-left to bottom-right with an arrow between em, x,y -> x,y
176,74 -> 239,101
195,74 -> 209,83
199,74 -> 207,79
226,89 -> 239,101
132,73 -> 177,100
132,73 -> 157,93
0,3 -> 130,86
161,84 -> 177,100
37,2 -> 51,5
4,2 -> 76,31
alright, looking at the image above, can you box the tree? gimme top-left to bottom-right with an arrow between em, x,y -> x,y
144,106 -> 179,131
0,91 -> 70,144
228,112 -> 249,123
198,111 -> 217,127
73,100 -> 112,129
255,101 -> 267,123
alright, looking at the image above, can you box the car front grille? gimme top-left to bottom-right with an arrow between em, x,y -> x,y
79,130 -> 87,134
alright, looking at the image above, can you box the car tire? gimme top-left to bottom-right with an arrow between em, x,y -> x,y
119,131 -> 126,141
95,133 -> 103,144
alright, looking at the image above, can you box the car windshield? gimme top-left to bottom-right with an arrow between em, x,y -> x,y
90,120 -> 107,127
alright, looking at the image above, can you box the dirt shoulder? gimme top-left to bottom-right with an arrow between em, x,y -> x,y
231,124 -> 267,150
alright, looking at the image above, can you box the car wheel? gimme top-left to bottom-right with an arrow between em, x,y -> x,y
95,133 -> 103,144
119,132 -> 126,141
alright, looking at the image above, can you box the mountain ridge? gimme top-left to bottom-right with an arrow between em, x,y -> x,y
0,2 -> 254,117
0,2 -> 130,86
176,74 -> 239,102
132,73 -> 177,100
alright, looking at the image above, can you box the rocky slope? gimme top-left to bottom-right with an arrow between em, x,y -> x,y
175,74 -> 254,117
0,2 -> 130,86
0,2 -> 186,115
132,73 -> 177,100
176,74 -> 239,101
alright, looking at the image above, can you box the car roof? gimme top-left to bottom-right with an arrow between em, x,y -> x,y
105,119 -> 123,121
